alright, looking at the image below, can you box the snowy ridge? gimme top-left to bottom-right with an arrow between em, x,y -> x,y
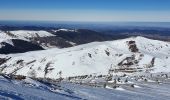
0,31 -> 13,42
9,30 -> 55,40
0,30 -> 55,51
52,29 -> 76,32
1,36 -> 170,79
0,30 -> 54,42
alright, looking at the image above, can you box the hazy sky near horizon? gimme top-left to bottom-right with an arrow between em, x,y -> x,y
0,0 -> 170,22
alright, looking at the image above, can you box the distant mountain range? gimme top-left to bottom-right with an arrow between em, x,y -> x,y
1,26 -> 170,54
0,29 -> 128,54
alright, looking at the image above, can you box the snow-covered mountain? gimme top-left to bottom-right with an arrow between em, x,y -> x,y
1,36 -> 170,79
0,29 -> 118,53
0,30 -> 54,41
0,30 -> 55,54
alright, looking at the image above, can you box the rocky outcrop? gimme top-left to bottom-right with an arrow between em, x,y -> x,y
127,41 -> 139,52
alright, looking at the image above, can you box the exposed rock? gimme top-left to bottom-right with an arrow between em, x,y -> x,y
127,41 -> 139,52
0,57 -> 11,65
88,53 -> 92,58
105,50 -> 110,56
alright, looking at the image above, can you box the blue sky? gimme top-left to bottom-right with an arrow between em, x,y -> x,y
0,0 -> 170,22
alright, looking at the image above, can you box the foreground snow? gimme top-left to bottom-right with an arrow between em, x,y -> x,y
0,74 -> 170,100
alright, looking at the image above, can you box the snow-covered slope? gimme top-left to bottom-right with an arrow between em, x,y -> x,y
0,31 -> 13,43
1,36 -> 170,79
0,30 -> 55,52
1,74 -> 170,100
9,30 -> 55,40
0,30 -> 54,41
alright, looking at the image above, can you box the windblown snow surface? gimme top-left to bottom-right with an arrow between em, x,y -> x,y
0,74 -> 170,100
